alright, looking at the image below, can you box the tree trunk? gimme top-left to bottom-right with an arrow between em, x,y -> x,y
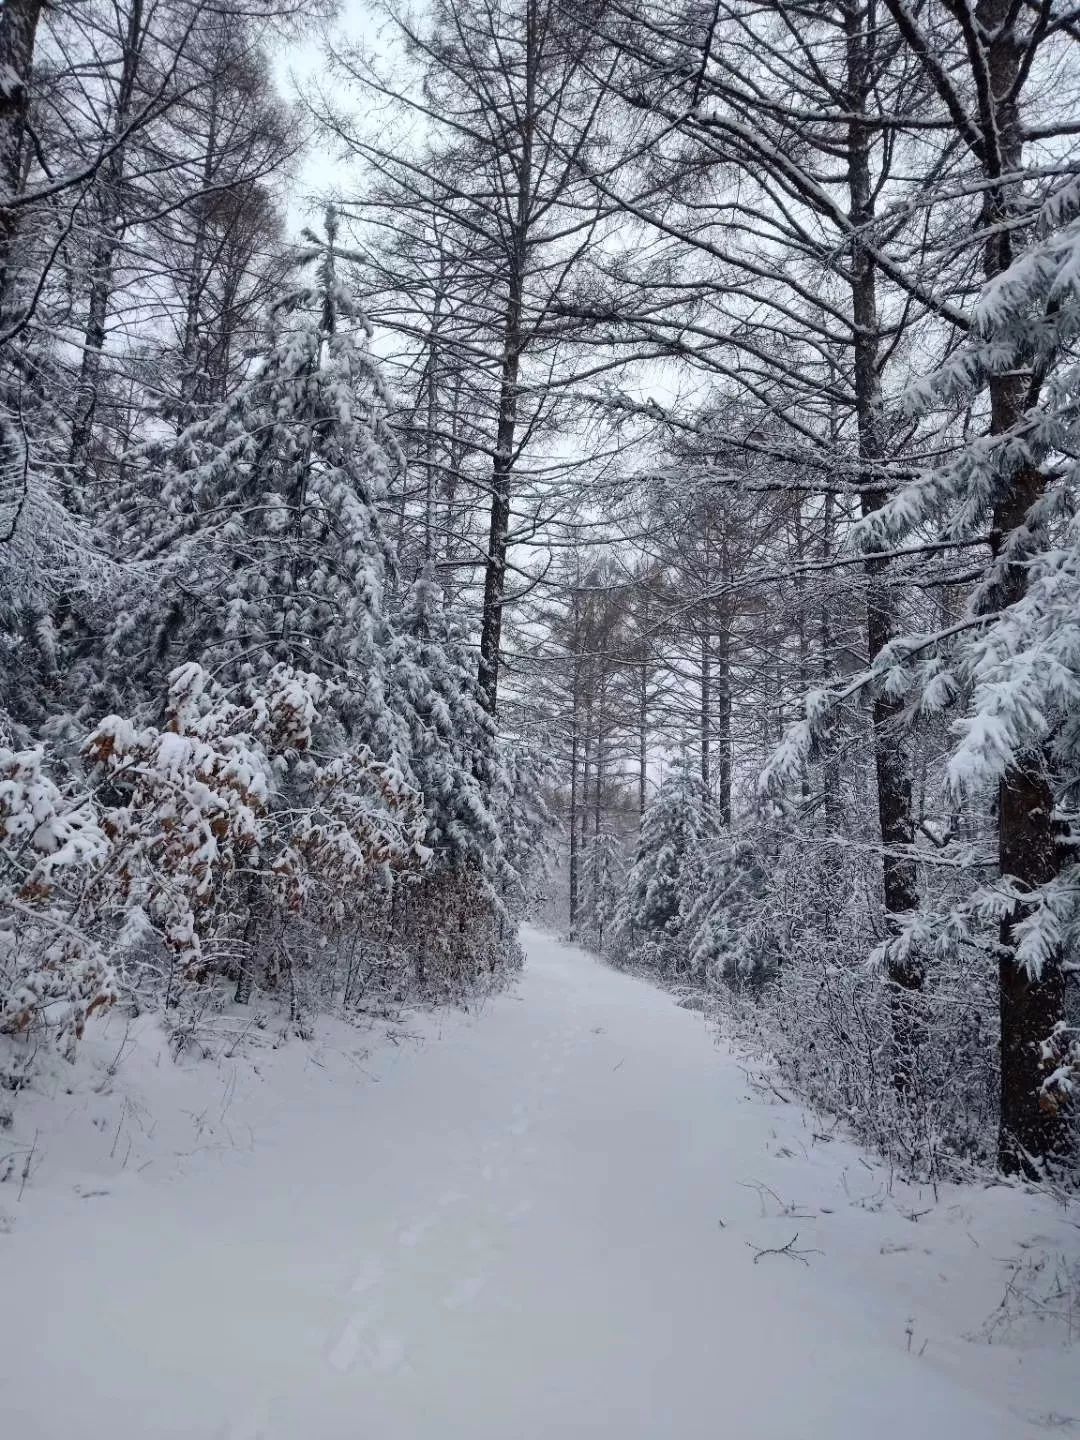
67,0 -> 146,499
477,316 -> 519,711
568,651 -> 581,935
700,628 -> 711,796
997,740 -> 1067,1172
819,487 -> 844,834
638,658 -> 649,823
579,713 -> 592,879
978,0 -> 1070,1173
477,8 -> 535,714
845,0 -> 921,1012
0,0 -> 43,318
177,76 -> 222,424
594,718 -> 604,841
715,625 -> 732,826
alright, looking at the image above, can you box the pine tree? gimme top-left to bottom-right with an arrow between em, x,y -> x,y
579,831 -> 625,954
857,182 -> 1080,1170
622,757 -> 717,965
388,564 -> 499,868
108,207 -> 403,758
764,178 -> 1080,1170
685,837 -> 770,988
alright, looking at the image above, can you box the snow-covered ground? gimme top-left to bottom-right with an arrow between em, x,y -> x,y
2,927 -> 1078,1439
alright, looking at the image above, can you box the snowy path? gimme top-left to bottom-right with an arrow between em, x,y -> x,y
3,927 -> 1078,1439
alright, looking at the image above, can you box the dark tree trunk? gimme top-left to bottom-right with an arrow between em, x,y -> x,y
997,749 -> 1068,1172
700,629 -> 711,795
715,625 -> 732,826
568,652 -> 581,935
0,0 -> 44,319
979,0 -> 1070,1173
477,11 -> 535,714
845,1 -> 921,1014
68,0 -> 146,499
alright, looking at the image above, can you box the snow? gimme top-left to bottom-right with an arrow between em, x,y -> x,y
2,926 -> 1078,1439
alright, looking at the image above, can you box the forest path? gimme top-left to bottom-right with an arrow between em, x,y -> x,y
3,926 -> 1077,1438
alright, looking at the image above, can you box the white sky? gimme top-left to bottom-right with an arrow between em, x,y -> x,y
274,1 -> 387,232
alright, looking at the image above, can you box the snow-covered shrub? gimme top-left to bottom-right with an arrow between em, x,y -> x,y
0,745 -> 117,1058
392,867 -> 522,1004
83,662 -> 274,982
78,661 -> 438,1019
281,747 -> 431,920
708,830 -> 1000,1179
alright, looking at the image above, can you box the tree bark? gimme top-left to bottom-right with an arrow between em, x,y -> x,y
0,0 -> 44,320
978,0 -> 1069,1173
844,0 -> 921,1009
568,721 -> 580,934
67,0 -> 146,499
477,3 -> 536,714
715,624 -> 732,826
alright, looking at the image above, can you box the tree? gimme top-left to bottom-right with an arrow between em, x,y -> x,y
316,0 -> 617,712
623,756 -> 716,965
579,831 -> 625,953
109,208 -> 403,755
389,562 -> 500,869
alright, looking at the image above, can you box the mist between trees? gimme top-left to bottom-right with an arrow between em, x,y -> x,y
1,0 -> 1078,1183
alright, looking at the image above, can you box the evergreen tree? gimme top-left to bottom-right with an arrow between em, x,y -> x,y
623,758 -> 717,962
493,738 -> 557,919
388,564 -> 499,868
107,208 -> 402,758
765,179 -> 1080,1169
579,832 -> 625,954
685,837 -> 770,988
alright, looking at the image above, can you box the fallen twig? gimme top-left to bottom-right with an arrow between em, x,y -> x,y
748,1231 -> 822,1265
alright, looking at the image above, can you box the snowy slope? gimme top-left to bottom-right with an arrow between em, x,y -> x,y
2,926 -> 1078,1439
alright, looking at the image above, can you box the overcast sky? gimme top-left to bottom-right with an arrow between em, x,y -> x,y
275,1 -> 387,231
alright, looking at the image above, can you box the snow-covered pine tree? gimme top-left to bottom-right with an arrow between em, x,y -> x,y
685,836 -> 770,989
106,206 -> 403,760
383,563 -> 512,991
0,291 -> 100,735
389,564 -> 499,870
622,756 -> 718,970
579,831 -> 625,955
864,182 -> 1080,1172
763,175 -> 1080,1172
493,736 -> 557,922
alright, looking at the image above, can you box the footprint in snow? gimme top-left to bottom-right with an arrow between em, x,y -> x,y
398,1215 -> 437,1248
217,1408 -> 265,1439
370,1330 -> 409,1374
442,1275 -> 488,1310
328,1312 -> 408,1375
348,1257 -> 386,1296
327,1314 -> 365,1373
